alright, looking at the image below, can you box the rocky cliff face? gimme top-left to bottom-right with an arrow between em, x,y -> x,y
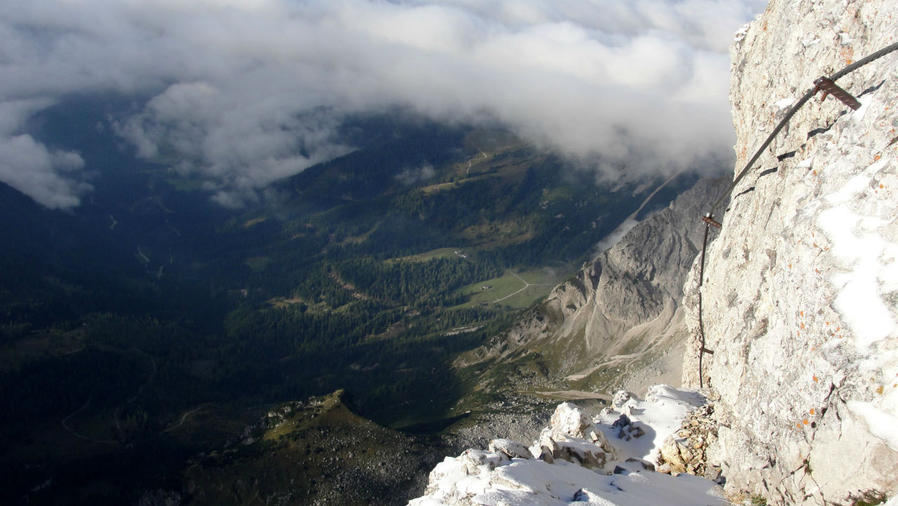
459,177 -> 727,395
682,0 -> 898,503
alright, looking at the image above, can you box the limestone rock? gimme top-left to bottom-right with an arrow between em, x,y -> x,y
536,444 -> 554,463
572,488 -> 604,502
534,431 -> 611,471
657,405 -> 718,479
552,438 -> 608,469
681,0 -> 898,503
458,449 -> 508,475
514,403 -> 616,471
625,457 -> 655,472
487,438 -> 533,460
548,402 -> 592,439
659,437 -> 690,476
612,390 -> 633,409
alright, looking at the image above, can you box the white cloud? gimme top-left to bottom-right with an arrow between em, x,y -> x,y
396,164 -> 436,186
0,99 -> 90,209
0,0 -> 765,208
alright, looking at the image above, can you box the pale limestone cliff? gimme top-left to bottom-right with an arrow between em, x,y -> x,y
682,0 -> 898,503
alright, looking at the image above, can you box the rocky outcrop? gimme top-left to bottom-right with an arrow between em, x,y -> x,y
533,402 -> 614,469
410,385 -> 726,506
183,390 -> 448,506
657,404 -> 720,481
459,177 -> 727,394
682,0 -> 898,503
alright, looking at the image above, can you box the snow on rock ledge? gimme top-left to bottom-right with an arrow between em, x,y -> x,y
681,0 -> 898,503
409,386 -> 725,506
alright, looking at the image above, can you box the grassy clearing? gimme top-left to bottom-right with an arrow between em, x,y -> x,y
453,267 -> 564,309
242,217 -> 268,229
339,220 -> 382,245
385,247 -> 463,263
493,286 -> 549,308
542,186 -> 575,202
420,141 -> 540,196
461,219 -> 536,248
266,296 -> 335,314
244,256 -> 271,272
419,173 -> 499,195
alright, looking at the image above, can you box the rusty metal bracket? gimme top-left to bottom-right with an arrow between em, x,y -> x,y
701,348 -> 715,355
814,76 -> 861,110
702,213 -> 722,229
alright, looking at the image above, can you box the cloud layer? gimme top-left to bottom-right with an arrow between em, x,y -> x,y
0,0 -> 765,208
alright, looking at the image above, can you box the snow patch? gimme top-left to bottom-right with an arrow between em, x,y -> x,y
850,95 -> 873,122
774,97 -> 794,110
599,385 -> 702,463
847,401 -> 898,452
817,158 -> 898,352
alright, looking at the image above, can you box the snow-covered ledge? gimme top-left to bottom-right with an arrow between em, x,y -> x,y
409,385 -> 726,505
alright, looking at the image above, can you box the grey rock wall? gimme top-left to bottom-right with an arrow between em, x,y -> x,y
682,0 -> 898,503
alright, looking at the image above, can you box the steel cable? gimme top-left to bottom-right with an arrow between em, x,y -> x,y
708,40 -> 898,217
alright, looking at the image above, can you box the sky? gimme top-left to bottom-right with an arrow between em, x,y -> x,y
0,0 -> 766,209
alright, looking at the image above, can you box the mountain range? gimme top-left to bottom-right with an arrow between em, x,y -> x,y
0,98 -> 699,504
